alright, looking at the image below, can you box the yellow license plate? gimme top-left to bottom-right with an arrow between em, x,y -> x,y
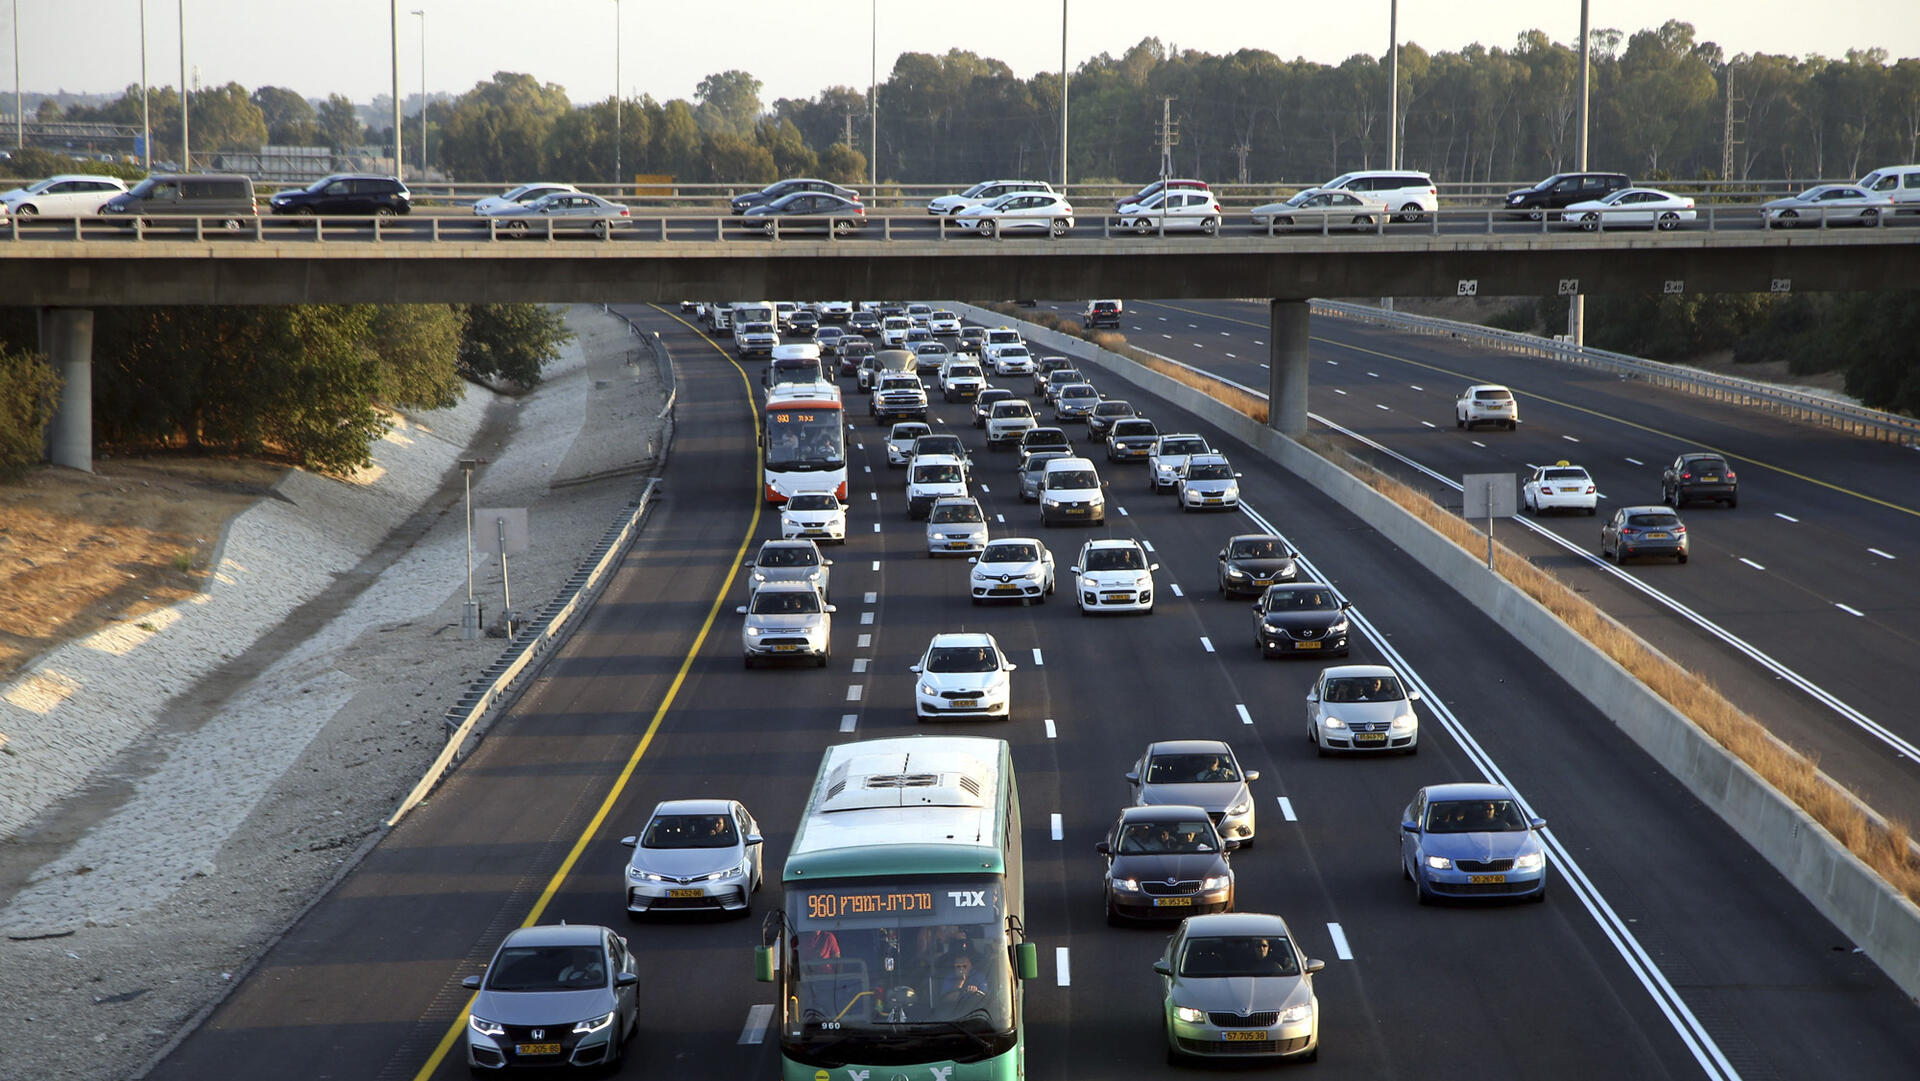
516,1043 -> 562,1056
992,585 -> 1019,593
668,888 -> 703,898
1294,641 -> 1322,650
948,542 -> 971,549
1205,497 -> 1222,503
952,699 -> 979,709
1222,1031 -> 1266,1042
1355,733 -> 1386,743
1468,874 -> 1507,884
773,644 -> 799,652
1152,897 -> 1193,907
1645,532 -> 1670,539
1066,507 -> 1086,515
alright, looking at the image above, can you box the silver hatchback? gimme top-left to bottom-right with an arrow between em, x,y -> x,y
747,538 -> 832,599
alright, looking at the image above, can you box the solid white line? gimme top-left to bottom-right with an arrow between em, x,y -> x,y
1170,583 -> 1184,597
1044,718 -> 1057,739
1032,648 -> 1044,666
864,592 -> 878,603
739,1004 -> 773,1044
1050,813 -> 1064,841
1201,637 -> 1216,653
839,714 -> 858,733
857,634 -> 871,648
852,658 -> 869,673
1739,558 -> 1766,571
1327,923 -> 1353,961
1277,797 -> 1296,821
1775,513 -> 1799,522
1235,704 -> 1253,725
860,612 -> 875,625
1056,947 -> 1072,986
845,685 -> 863,701
1870,548 -> 1894,559
1836,603 -> 1865,617
1625,456 -> 1644,465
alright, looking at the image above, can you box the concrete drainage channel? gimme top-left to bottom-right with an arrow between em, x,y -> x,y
953,300 -> 1920,1002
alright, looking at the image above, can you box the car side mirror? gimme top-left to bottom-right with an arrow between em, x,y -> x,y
1234,472 -> 1243,479
967,557 -> 978,564
824,605 -> 838,613
1251,603 -> 1262,612
619,835 -> 638,847
1217,550 -> 1226,560
1016,941 -> 1040,981
1304,958 -> 1326,975
1401,820 -> 1420,834
1408,690 -> 1422,701
746,833 -> 763,845
1306,691 -> 1319,703
1124,770 -> 1140,784
1529,817 -> 1548,831
615,971 -> 640,988
1340,601 -> 1353,611
1094,841 -> 1111,855
734,605 -> 747,614
462,975 -> 483,990
1005,663 -> 1018,672
1244,770 -> 1260,782
1152,960 -> 1173,976
909,664 -> 923,673
1148,563 -> 1160,572
822,559 -> 834,566
1222,838 -> 1243,851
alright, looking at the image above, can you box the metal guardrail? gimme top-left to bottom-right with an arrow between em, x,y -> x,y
1310,301 -> 1920,445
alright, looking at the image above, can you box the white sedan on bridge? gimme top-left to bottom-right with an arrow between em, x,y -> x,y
1761,185 -> 1892,228
1560,187 -> 1697,231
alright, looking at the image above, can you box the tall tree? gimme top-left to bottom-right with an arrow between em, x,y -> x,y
251,86 -> 318,146
694,70 -> 764,139
437,73 -> 572,182
316,93 -> 364,152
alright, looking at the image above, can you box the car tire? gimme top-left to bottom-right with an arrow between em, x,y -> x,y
1300,1044 -> 1319,1063
833,218 -> 853,237
1862,208 -> 1881,227
1586,506 -> 1597,516
1400,204 -> 1426,223
978,219 -> 997,238
1455,413 -> 1465,429
1079,604 -> 1092,617
1316,739 -> 1329,758
1777,209 -> 1798,228
1131,217 -> 1154,235
1049,217 -> 1069,238
1677,552 -> 1689,564
1726,495 -> 1738,508
1658,211 -> 1680,230
743,655 -> 757,669
1200,216 -> 1219,236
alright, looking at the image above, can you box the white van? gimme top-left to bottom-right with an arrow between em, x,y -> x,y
1038,456 -> 1106,526
766,344 -> 826,389
1858,164 -> 1920,212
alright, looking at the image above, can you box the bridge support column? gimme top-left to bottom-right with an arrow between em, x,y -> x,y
1266,299 -> 1310,437
39,307 -> 95,472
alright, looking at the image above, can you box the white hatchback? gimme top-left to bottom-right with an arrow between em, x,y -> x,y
926,496 -> 988,556
1072,538 -> 1158,614
970,537 -> 1055,604
780,491 -> 848,543
1306,665 -> 1420,755
911,631 -> 1017,721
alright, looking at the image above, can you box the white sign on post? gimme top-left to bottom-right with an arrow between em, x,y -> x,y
1461,474 -> 1517,571
473,508 -> 530,636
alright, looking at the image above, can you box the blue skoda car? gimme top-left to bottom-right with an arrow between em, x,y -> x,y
1399,783 -> 1548,903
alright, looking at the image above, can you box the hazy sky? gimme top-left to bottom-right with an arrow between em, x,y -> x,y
14,1 -> 1916,107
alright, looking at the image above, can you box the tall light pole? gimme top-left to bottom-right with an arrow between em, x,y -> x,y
140,0 -> 151,168
14,0 -> 23,151
1387,0 -> 1398,169
1059,1 -> 1068,191
390,0 -> 401,177
1568,0 -> 1591,346
612,0 -> 622,187
868,0 -> 878,190
177,0 -> 188,168
411,9 -> 425,181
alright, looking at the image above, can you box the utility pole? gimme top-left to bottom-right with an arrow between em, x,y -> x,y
1568,0 -> 1591,348
869,0 -> 878,190
612,0 -> 622,188
1387,0 -> 1398,169
412,9 -> 425,182
1059,0 -> 1068,191
177,0 -> 188,168
1158,96 -> 1179,179
390,0 -> 401,178
140,0 -> 151,169
1721,62 -> 1744,183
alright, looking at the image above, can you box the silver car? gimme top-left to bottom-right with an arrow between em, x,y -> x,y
1148,434 -> 1212,491
483,192 -> 633,237
885,422 -> 932,467
1306,665 -> 1420,754
1128,739 -> 1259,844
1154,912 -> 1322,1064
926,496 -> 989,556
462,923 -> 640,1072
1761,184 -> 1891,228
620,798 -> 764,917
1174,453 -> 1242,511
746,539 -> 831,599
1053,382 -> 1101,422
737,581 -> 835,667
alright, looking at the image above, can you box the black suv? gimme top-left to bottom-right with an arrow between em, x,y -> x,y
1504,172 -> 1630,220
786,309 -> 820,338
1083,300 -> 1123,328
269,174 -> 411,217
1662,452 -> 1738,508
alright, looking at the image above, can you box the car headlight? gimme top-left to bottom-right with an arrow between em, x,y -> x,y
1513,852 -> 1546,872
1200,875 -> 1231,891
1390,715 -> 1416,733
1278,1003 -> 1313,1025
469,1014 -> 505,1037
745,626 -> 760,637
1425,855 -> 1453,870
1113,877 -> 1141,892
1224,567 -> 1247,579
1226,802 -> 1250,817
1328,619 -> 1349,636
573,1010 -> 616,1035
919,681 -> 942,696
751,570 -> 767,582
1224,484 -> 1240,499
1042,497 -> 1060,508
1173,1005 -> 1207,1023
1321,716 -> 1348,731
1134,577 -> 1151,589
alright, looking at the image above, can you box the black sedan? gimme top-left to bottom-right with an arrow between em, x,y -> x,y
1217,534 -> 1299,597
1661,452 -> 1738,508
729,178 -> 860,214
739,192 -> 867,236
1097,805 -> 1237,924
1252,582 -> 1351,658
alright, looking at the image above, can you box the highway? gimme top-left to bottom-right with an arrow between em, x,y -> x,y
147,305 -> 1920,1081
1048,298 -> 1920,828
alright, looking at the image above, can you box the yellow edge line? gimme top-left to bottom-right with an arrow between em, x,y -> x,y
1136,299 -> 1920,520
413,305 -> 763,1080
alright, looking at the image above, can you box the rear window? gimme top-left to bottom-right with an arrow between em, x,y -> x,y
1474,388 -> 1513,402
1543,468 -> 1588,482
1113,420 -> 1157,437
1627,512 -> 1681,528
1683,458 -> 1728,472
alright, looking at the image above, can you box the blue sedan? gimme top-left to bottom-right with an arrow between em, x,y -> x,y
1399,782 -> 1548,903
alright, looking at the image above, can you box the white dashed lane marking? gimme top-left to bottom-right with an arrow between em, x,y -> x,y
1376,403 -> 1390,411
860,612 -> 875,625
1044,718 -> 1057,739
864,592 -> 878,603
872,523 -> 881,533
1421,421 -> 1437,429
1625,457 -> 1644,465
1776,513 -> 1799,522
1170,583 -> 1184,597
1410,384 -> 1423,391
852,658 -> 869,673
1836,603 -> 1865,617
1870,548 -> 1895,559
1031,649 -> 1044,666
839,714 -> 857,733
1739,558 -> 1766,571
1471,441 -> 1486,448
1201,637 -> 1215,653
870,560 -> 880,571
1050,814 -> 1063,841
857,634 -> 871,647
845,685 -> 863,701
1333,388 -> 1348,396
1141,539 -> 1156,552
1562,435 -> 1581,443
1278,797 -> 1297,821
1056,948 -> 1072,986
1328,923 -> 1353,960
1235,704 -> 1253,725
1118,507 -> 1129,517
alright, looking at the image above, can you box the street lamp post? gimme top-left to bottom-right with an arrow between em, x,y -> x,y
14,0 -> 23,151
177,0 -> 188,169
869,0 -> 878,190
1059,1 -> 1068,192
140,0 -> 151,169
1387,0 -> 1398,169
390,0 -> 401,178
1568,0 -> 1591,346
411,9 -> 425,182
613,0 -> 622,188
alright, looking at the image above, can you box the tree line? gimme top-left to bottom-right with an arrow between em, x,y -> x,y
40,20 -> 1920,187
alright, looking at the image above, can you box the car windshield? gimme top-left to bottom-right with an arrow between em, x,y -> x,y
1050,371 -> 1082,383
1114,421 -> 1157,437
487,945 -> 608,991
1048,470 -> 1098,489
750,590 -> 822,614
643,812 -> 738,848
1178,936 -> 1299,979
1324,675 -> 1404,702
1061,386 -> 1096,399
1118,819 -> 1218,855
1084,547 -> 1146,571
1186,463 -> 1233,481
1230,538 -> 1283,559
880,377 -> 918,391
891,425 -> 930,441
978,390 -> 1012,404
926,645 -> 999,673
913,464 -> 963,484
993,403 -> 1032,418
1271,588 -> 1336,611
1146,752 -> 1241,784
1627,513 -> 1681,528
758,546 -> 818,568
930,503 -> 983,523
1162,439 -> 1207,455
932,311 -> 957,320
1026,432 -> 1069,448
998,347 -> 1029,359
1426,799 -> 1529,833
742,322 -> 774,334
915,437 -> 962,456
982,543 -> 1038,563
787,494 -> 837,511
948,365 -> 981,378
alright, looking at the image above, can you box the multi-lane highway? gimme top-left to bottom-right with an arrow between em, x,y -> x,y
148,304 -> 1920,1080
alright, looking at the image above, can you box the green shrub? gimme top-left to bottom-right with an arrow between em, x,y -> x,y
0,346 -> 59,476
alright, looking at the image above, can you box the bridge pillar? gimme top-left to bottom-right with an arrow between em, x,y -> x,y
1266,299 -> 1310,437
39,307 -> 94,472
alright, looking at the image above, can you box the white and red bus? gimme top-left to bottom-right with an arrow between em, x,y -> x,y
764,393 -> 847,503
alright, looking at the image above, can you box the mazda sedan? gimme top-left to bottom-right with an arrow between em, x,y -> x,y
463,924 -> 639,1072
1155,912 -> 1322,1063
620,799 -> 763,917
1400,782 -> 1548,903
1252,583 -> 1352,658
1098,805 -> 1236,924
1128,738 -> 1259,844
1216,534 -> 1298,597
1601,505 -> 1689,564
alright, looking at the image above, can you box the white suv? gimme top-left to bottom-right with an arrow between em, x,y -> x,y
1455,384 -> 1519,430
1072,538 -> 1158,614
1319,170 -> 1438,222
988,344 -> 1035,376
1039,457 -> 1107,526
906,454 -> 969,519
939,358 -> 987,402
986,398 -> 1038,449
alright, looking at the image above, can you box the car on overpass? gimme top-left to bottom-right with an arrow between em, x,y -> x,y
729,177 -> 860,214
481,192 -> 632,237
1116,189 -> 1225,235
470,182 -> 579,215
0,173 -> 128,217
1761,184 -> 1892,228
1503,171 -> 1632,220
268,173 -> 411,218
1400,782 -> 1549,903
738,192 -> 866,236
1559,187 -> 1697,231
1248,188 -> 1388,231
953,192 -> 1077,237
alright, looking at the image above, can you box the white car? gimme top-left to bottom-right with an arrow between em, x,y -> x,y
736,581 -> 835,668
987,344 -> 1035,376
471,182 -> 581,215
1762,184 -> 1891,228
1148,434 -> 1212,492
1306,665 -> 1420,755
1249,188 -> 1387,230
1175,454 -> 1242,511
1455,384 -> 1519,430
910,631 -> 1016,721
880,316 -> 913,347
0,174 -> 128,217
815,300 -> 853,321
1072,538 -> 1158,615
970,537 -> 1055,604
905,453 -> 969,519
619,799 -> 764,916
780,491 -> 848,543
1522,460 -> 1598,515
886,421 -> 933,467
939,359 -> 987,402
954,192 -> 1076,237
926,496 -> 988,556
985,398 -> 1038,449
1117,190 -> 1224,235
905,303 -> 934,327
928,310 -> 963,336
927,178 -> 1056,215
1560,187 -> 1697,231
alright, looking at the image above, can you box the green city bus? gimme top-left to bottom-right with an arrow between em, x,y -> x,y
755,735 -> 1040,1080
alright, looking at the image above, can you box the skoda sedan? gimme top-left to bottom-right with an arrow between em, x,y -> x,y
1400,782 -> 1549,903
463,924 -> 639,1072
620,799 -> 763,917
1155,912 -> 1322,1063
1098,804 -> 1236,924
1128,738 -> 1259,844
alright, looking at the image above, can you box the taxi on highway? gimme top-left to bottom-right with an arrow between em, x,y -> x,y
1522,460 -> 1598,515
